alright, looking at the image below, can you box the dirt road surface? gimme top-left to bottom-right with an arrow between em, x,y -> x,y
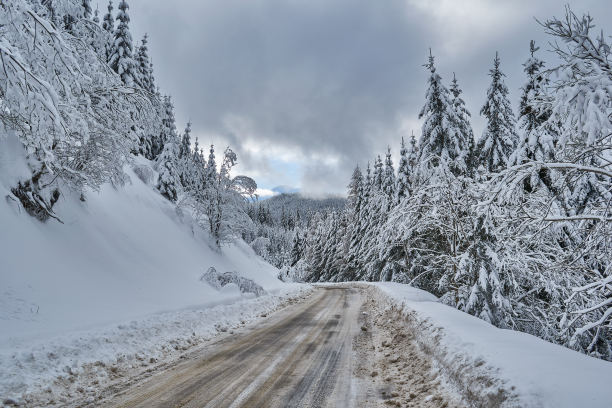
100,286 -> 466,408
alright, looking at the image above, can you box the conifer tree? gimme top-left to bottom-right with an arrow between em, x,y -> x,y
156,142 -> 180,202
102,1 -> 114,33
373,155 -> 383,191
82,0 -> 92,19
109,0 -> 136,86
417,51 -> 459,179
347,165 -> 364,213
396,137 -> 410,203
135,34 -> 152,91
513,41 -> 555,165
477,52 -> 518,173
383,146 -> 395,202
449,73 -> 475,176
206,144 -> 217,185
92,6 -> 100,24
155,95 -> 177,158
148,60 -> 157,93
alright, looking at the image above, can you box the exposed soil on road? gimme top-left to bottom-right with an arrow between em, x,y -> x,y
81,286 -> 468,408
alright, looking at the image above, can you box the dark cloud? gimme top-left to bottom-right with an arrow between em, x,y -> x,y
125,0 -> 612,194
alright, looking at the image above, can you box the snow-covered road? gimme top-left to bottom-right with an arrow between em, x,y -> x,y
94,286 -> 466,408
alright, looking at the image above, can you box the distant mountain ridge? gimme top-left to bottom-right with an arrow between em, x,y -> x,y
264,191 -> 346,216
271,185 -> 300,194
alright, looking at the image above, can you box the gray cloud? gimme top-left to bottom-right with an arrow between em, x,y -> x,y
124,0 -> 612,194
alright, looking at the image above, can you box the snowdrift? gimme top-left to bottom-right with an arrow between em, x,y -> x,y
371,282 -> 612,408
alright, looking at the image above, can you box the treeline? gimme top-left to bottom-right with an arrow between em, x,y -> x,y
1,0 -> 256,245
292,9 -> 611,360
243,194 -> 345,268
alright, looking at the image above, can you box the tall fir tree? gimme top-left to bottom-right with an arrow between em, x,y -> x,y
109,0 -> 136,86
383,146 -> 395,203
156,142 -> 180,202
92,6 -> 100,24
102,1 -> 114,61
396,137 -> 411,203
513,40 -> 555,165
102,1 -> 114,33
82,0 -> 92,19
477,52 -> 518,173
135,34 -> 152,91
373,155 -> 384,191
417,51 -> 459,180
449,73 -> 475,176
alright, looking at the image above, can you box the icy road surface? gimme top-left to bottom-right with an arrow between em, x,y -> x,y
101,286 -> 465,408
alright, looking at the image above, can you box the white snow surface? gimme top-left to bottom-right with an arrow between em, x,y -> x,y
370,282 -> 612,408
0,141 -> 309,401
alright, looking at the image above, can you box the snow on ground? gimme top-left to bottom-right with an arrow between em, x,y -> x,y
0,139 -> 310,404
370,282 -> 612,408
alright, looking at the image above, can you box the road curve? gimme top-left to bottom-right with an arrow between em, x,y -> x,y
106,287 -> 371,408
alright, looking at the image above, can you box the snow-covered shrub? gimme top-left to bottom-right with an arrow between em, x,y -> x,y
200,267 -> 266,297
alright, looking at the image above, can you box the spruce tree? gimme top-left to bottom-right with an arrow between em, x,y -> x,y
135,34 -> 152,91
206,144 -> 217,186
396,137 -> 411,203
347,165 -> 364,213
156,142 -> 180,202
417,51 -> 459,179
109,0 -> 136,86
477,52 -> 518,173
102,1 -> 114,33
383,146 -> 395,202
152,95 -> 177,159
449,73 -> 475,176
513,41 -> 555,165
148,60 -> 157,93
93,6 -> 100,24
82,0 -> 92,19
373,155 -> 383,191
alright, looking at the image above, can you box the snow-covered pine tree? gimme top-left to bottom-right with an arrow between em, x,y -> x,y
135,34 -> 152,91
290,231 -> 303,266
417,51 -> 460,181
343,165 -> 364,280
206,144 -> 217,185
178,122 -> 194,189
153,95 -> 177,158
477,52 -> 518,173
156,142 -> 181,202
93,5 -> 100,23
82,0 -> 92,19
101,0 -> 114,61
449,73 -> 474,176
383,146 -> 395,204
373,155 -> 384,191
509,40 -> 561,196
396,137 -> 411,203
148,60 -> 157,93
102,0 -> 114,33
514,41 -> 554,162
109,0 -> 136,86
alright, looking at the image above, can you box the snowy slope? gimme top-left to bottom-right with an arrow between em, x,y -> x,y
371,282 -> 612,408
0,136 -> 308,402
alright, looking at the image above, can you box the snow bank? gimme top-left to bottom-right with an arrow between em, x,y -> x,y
370,282 -> 612,408
0,145 -> 309,403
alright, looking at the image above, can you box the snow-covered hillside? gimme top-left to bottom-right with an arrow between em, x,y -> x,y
0,135 -> 307,403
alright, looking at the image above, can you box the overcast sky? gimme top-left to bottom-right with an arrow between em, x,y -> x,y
117,0 -> 611,196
